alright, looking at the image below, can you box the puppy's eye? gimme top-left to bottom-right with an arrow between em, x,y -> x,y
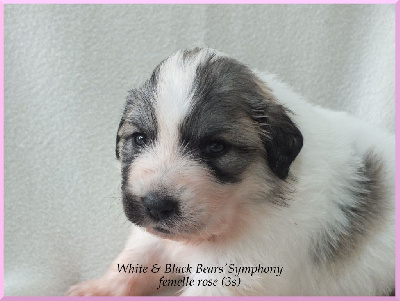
204,140 -> 227,157
133,133 -> 147,146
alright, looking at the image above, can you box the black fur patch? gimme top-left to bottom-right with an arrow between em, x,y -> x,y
116,77 -> 159,165
179,50 -> 302,182
311,150 -> 390,267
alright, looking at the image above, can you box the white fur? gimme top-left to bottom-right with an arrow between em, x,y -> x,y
67,50 -> 394,296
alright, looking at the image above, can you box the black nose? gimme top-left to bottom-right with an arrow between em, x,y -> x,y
141,194 -> 178,221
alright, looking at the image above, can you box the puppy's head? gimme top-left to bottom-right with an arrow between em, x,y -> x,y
116,48 -> 303,241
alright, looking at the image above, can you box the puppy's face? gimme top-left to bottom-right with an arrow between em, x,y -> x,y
116,48 -> 303,241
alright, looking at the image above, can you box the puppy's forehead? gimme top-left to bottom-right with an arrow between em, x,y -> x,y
154,48 -> 264,138
154,49 -> 219,136
123,47 -> 267,145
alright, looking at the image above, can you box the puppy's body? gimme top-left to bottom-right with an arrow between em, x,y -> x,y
67,48 -> 394,296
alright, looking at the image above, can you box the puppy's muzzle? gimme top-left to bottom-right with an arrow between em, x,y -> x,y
141,193 -> 178,221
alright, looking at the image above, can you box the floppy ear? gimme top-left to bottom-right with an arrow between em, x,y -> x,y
115,119 -> 124,160
255,103 -> 303,180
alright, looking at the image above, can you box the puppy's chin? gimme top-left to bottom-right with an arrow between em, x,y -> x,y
125,217 -> 179,239
131,217 -> 208,242
145,226 -> 216,243
141,216 -> 239,244
145,225 -> 177,239
142,223 -> 193,241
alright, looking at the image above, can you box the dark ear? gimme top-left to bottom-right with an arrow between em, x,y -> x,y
116,119 -> 124,160
257,104 -> 303,180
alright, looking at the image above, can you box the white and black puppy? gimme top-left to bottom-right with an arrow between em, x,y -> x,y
67,48 -> 395,296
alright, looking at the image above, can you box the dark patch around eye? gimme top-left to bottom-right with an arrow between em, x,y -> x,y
178,54 -> 263,184
117,71 -> 159,167
203,140 -> 227,156
133,133 -> 147,147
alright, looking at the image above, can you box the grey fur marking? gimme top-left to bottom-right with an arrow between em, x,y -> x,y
116,70 -> 159,164
179,49 -> 302,183
179,53 -> 266,183
116,49 -> 201,161
181,47 -> 203,63
311,150 -> 388,266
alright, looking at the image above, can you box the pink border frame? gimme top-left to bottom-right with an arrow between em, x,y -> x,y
0,0 -> 398,300
0,0 -> 397,3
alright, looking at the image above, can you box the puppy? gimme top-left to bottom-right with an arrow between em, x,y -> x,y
67,48 -> 395,296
